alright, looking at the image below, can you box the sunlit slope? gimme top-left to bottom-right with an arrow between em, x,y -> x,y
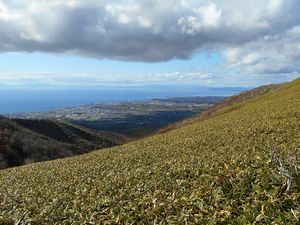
158,83 -> 280,134
1,79 -> 300,224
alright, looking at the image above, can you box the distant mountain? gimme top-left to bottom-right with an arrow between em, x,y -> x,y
0,117 -> 128,169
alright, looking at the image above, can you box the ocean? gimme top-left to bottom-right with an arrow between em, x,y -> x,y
0,85 -> 247,114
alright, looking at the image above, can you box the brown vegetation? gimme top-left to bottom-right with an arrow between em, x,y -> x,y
158,84 -> 280,134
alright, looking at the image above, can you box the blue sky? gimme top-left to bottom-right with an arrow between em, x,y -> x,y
0,52 -> 221,76
0,52 -> 233,87
0,0 -> 299,88
1,51 -> 296,88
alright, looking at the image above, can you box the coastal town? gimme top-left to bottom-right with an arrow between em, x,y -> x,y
11,97 -> 224,122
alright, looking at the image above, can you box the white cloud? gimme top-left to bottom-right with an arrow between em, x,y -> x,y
0,0 -> 299,78
223,24 -> 300,74
242,52 -> 261,65
268,0 -> 283,13
0,70 -> 218,87
178,3 -> 222,35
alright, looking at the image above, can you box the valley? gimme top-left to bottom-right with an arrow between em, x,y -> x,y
0,96 -> 224,169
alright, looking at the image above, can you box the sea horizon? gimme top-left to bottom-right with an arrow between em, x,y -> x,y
0,85 -> 247,114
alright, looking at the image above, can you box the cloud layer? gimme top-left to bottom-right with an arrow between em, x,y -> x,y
0,71 -> 217,87
0,0 -> 300,75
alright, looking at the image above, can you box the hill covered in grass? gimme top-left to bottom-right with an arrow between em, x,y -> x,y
0,79 -> 300,224
0,117 -> 127,169
158,83 -> 280,134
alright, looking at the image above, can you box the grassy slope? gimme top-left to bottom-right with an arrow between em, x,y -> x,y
158,83 -> 280,134
0,79 -> 300,224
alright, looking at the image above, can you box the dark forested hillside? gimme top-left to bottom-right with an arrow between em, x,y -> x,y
0,117 -> 127,169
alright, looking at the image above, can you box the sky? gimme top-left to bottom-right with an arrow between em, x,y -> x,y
0,0 -> 300,88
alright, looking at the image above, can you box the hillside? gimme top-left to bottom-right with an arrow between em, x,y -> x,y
0,117 -> 127,169
0,78 -> 300,224
158,84 -> 280,133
